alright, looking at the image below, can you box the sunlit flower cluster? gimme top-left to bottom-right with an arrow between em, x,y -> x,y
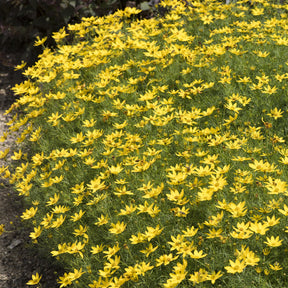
2,0 -> 288,287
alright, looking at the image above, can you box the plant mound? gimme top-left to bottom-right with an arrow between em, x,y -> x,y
2,0 -> 288,287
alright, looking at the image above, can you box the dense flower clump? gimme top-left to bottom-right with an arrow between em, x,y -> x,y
2,0 -> 288,287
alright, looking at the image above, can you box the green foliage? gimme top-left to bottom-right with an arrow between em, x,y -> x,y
3,0 -> 288,287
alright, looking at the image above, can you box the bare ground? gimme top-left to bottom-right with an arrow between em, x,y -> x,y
0,52 -> 62,288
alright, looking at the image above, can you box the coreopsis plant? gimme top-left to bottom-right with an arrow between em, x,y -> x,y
2,0 -> 288,287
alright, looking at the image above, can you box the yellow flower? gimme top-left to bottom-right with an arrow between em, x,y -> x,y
11,149 -> 23,160
275,73 -> 288,82
168,234 -> 184,252
253,50 -> 269,57
141,182 -> 164,199
103,244 -> 120,259
249,221 -> 269,235
189,249 -> 207,259
189,268 -> 209,284
166,188 -> 188,204
109,221 -> 127,234
52,27 -> 68,42
193,165 -> 213,177
0,224 -> 5,236
175,241 -> 195,258
208,271 -> 223,284
156,253 -> 179,266
264,215 -> 280,227
262,85 -> 277,94
94,214 -> 109,226
209,174 -> 227,191
31,152 -> 44,166
136,261 -> 154,276
144,225 -> 163,241
34,36 -> 47,46
70,210 -> 85,222
224,101 -> 242,113
225,259 -> 246,274
108,164 -> 123,175
91,244 -> 104,254
73,225 -> 88,238
267,108 -> 284,120
67,241 -> 85,258
203,211 -> 224,226
170,206 -> 190,217
236,246 -> 260,266
264,269 -> 270,275
51,215 -> 66,228
264,236 -> 283,248
123,265 -> 140,281
27,273 -> 42,285
40,213 -> 53,228
230,222 -> 253,239
70,132 -> 85,144
237,76 -> 251,83
51,243 -> 68,257
271,135 -> 285,144
251,7 -> 264,16
166,170 -> 188,185
14,60 -> 27,71
197,187 -> 214,201
129,232 -> 146,244
269,262 -> 283,271
68,268 -> 85,282
140,243 -> 158,257
163,260 -> 187,288
264,177 -> 287,194
52,205 -> 70,213
182,226 -> 198,237
249,159 -> 276,173
21,207 -> 38,220
114,185 -> 133,196
46,193 -> 60,206
255,266 -> 262,274
47,112 -> 62,126
104,255 -> 121,271
87,177 -> 106,192
29,226 -> 42,240
278,204 -> 288,216
201,14 -> 214,24
279,156 -> 288,165
82,119 -> 97,127
206,228 -> 223,239
227,201 -> 247,218
118,203 -> 137,215
57,272 -> 73,287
